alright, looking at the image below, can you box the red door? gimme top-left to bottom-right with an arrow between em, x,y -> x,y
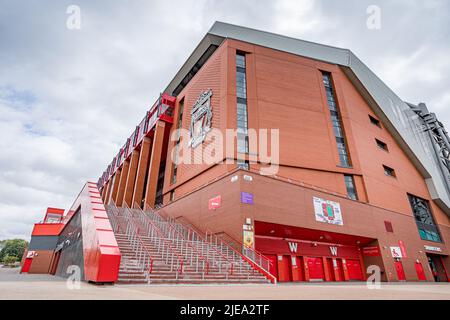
21,258 -> 32,273
395,260 -> 406,281
415,262 -> 426,281
326,258 -> 335,281
266,255 -> 278,280
335,259 -> 345,281
291,256 -> 304,282
307,257 -> 325,281
277,255 -> 292,282
347,259 -> 364,281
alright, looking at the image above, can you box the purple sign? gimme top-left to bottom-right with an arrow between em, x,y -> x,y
241,192 -> 254,204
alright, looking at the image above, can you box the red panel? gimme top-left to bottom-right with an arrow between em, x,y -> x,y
346,259 -> 364,281
307,257 -> 324,281
94,217 -> 113,231
395,261 -> 406,281
255,236 -> 361,259
21,258 -> 32,273
255,221 -> 375,246
267,255 -> 278,280
326,258 -> 335,281
63,182 -> 121,283
277,255 -> 291,282
31,223 -> 65,236
335,259 -> 345,281
291,256 -> 304,282
415,262 -> 426,281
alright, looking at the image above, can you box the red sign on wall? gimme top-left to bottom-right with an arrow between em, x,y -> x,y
208,195 -> 221,210
362,246 -> 381,257
398,240 -> 407,258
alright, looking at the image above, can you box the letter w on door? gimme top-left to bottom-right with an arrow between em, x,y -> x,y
329,246 -> 338,256
288,242 -> 298,253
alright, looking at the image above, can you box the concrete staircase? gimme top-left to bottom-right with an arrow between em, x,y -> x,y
107,204 -> 272,285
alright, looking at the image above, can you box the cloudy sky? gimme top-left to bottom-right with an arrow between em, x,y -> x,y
1,0 -> 449,241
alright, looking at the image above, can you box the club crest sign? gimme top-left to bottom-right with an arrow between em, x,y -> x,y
313,197 -> 344,226
189,89 -> 213,148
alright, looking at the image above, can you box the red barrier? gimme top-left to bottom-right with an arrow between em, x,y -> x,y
67,182 -> 121,283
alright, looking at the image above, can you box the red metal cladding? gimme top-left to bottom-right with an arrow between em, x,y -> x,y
31,223 -> 65,236
97,92 -> 176,189
67,182 -> 121,283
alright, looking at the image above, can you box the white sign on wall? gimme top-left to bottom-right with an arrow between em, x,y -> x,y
424,245 -> 442,253
390,246 -> 403,258
313,197 -> 343,226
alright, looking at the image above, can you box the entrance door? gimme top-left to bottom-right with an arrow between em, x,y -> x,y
415,262 -> 426,281
326,258 -> 335,281
50,251 -> 61,275
394,260 -> 406,281
291,256 -> 304,282
307,257 -> 325,281
277,255 -> 292,282
427,255 -> 448,282
266,255 -> 278,280
347,259 -> 364,281
335,259 -> 345,281
21,258 -> 32,273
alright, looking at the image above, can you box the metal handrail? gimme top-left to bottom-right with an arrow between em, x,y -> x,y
132,203 -> 209,275
108,201 -> 154,281
123,203 -> 185,276
170,213 -> 274,281
162,214 -> 243,274
206,229 -> 277,283
144,206 -> 236,271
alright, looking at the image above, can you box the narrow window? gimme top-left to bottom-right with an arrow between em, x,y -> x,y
383,165 -> 396,177
322,72 -> 351,167
170,190 -> 175,202
369,115 -> 381,128
408,194 -> 442,242
344,175 -> 358,200
171,99 -> 184,184
236,52 -> 249,154
375,139 -> 388,151
384,221 -> 394,233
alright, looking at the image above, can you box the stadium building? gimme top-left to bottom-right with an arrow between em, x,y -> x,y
22,22 -> 450,284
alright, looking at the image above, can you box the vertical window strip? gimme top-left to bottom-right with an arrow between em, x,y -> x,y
322,72 -> 351,167
171,100 -> 184,183
236,53 -> 249,155
344,175 -> 358,200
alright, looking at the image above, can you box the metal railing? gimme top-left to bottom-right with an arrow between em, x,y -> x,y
107,201 -> 153,282
122,203 -> 185,279
144,209 -> 233,272
131,204 -> 210,277
142,206 -> 263,279
170,214 -> 276,283
209,230 -> 277,283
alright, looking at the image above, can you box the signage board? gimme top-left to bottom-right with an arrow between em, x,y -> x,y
208,195 -> 221,210
398,240 -> 407,258
243,230 -> 254,248
362,246 -> 381,257
424,245 -> 442,253
390,246 -> 403,258
241,192 -> 254,204
189,89 -> 213,148
313,197 -> 343,226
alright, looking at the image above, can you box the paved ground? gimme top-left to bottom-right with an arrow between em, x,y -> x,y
1,267 -> 449,300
